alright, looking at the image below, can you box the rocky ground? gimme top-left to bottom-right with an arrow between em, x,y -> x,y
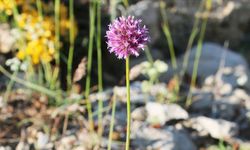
0,43 -> 250,150
0,0 -> 250,149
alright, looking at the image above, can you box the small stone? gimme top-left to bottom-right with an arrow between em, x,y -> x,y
131,107 -> 147,121
146,102 -> 189,126
57,135 -> 77,150
219,83 -> 233,95
190,92 -> 213,111
146,102 -> 166,126
37,132 -> 49,149
16,142 -> 29,150
165,104 -> 189,121
133,126 -> 196,150
187,116 -> 238,139
0,146 -> 11,150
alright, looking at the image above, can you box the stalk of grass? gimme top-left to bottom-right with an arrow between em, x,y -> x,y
161,25 -> 177,70
110,0 -> 116,20
38,65 -> 44,85
162,24 -> 180,95
107,2 -> 117,146
2,1 -> 25,104
3,70 -> 18,103
10,0 -> 19,23
186,0 -> 211,106
125,56 -> 131,150
160,0 -> 180,99
0,12 -> 8,22
41,61 -> 63,105
10,0 -> 37,99
123,0 -> 129,8
0,65 -> 58,98
67,0 -> 75,90
145,46 -> 154,65
160,1 -> 177,70
42,62 -> 52,87
36,0 -> 43,20
36,0 -> 44,86
52,0 -> 63,103
180,0 -> 205,84
107,94 -> 117,150
96,0 -> 104,136
54,0 -> 61,66
85,0 -> 97,131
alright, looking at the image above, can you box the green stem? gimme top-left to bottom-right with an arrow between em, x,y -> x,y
125,56 -> 131,150
36,0 -> 43,20
107,94 -> 117,150
160,0 -> 177,70
53,0 -> 62,100
0,65 -> 58,98
186,2 -> 210,106
160,0 -> 180,100
145,46 -> 154,65
180,0 -> 205,84
85,0 -> 96,131
54,0 -> 60,66
38,65 -> 44,85
67,0 -> 75,90
3,70 -> 18,103
123,0 -> 129,8
10,0 -> 26,49
162,25 -> 177,70
96,0 -> 104,136
110,0 -> 116,20
10,0 -> 19,24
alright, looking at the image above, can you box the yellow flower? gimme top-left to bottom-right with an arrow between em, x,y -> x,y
14,1 -> 77,65
0,0 -> 13,15
41,51 -> 52,63
17,50 -> 25,60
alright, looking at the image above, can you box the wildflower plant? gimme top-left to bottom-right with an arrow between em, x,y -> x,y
15,12 -> 56,65
106,16 -> 149,150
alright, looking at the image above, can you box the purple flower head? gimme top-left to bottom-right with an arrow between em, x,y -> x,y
106,16 -> 149,59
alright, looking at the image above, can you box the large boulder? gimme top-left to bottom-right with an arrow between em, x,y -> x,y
183,43 -> 248,78
128,0 -> 250,51
161,43 -> 250,91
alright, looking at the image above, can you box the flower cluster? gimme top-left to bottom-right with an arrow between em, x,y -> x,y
16,12 -> 56,64
0,0 -> 23,15
106,16 -> 149,59
14,3 -> 75,65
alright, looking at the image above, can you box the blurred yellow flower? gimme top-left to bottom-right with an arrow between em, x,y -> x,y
0,0 -> 14,15
11,1 -> 78,65
0,0 -> 29,16
16,50 -> 25,60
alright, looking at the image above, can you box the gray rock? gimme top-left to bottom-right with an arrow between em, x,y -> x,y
146,102 -> 188,126
16,142 -> 29,150
133,126 -> 196,150
0,24 -> 16,54
128,0 -> 160,44
190,88 -> 249,120
0,146 -> 11,150
162,43 -> 250,87
183,43 -> 248,78
131,107 -> 147,121
114,82 -> 155,104
36,132 -> 49,149
190,92 -> 214,111
186,116 -> 238,139
127,0 -> 250,50
165,103 -> 189,121
57,135 -> 77,150
146,102 -> 166,126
